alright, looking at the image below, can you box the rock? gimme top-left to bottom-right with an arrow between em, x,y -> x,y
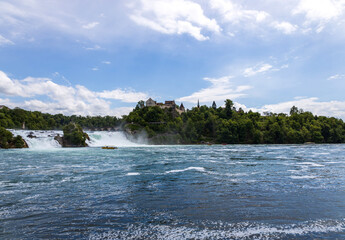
54,134 -> 64,147
8,135 -> 28,149
59,123 -> 89,147
0,127 -> 28,149
27,132 -> 37,138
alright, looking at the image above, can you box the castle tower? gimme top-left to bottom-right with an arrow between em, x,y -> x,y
197,99 -> 200,108
180,103 -> 185,112
212,101 -> 217,109
146,98 -> 157,107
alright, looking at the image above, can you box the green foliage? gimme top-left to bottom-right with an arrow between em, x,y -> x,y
1,102 -> 345,145
0,127 -> 27,148
124,101 -> 345,144
0,127 -> 13,148
0,107 -> 122,130
62,123 -> 89,147
12,135 -> 26,148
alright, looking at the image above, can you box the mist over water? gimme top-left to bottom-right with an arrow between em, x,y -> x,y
1,140 -> 345,238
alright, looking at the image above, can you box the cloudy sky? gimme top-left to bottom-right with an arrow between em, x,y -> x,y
1,0 -> 345,118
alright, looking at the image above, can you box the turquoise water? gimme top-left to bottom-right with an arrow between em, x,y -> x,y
1,145 -> 345,239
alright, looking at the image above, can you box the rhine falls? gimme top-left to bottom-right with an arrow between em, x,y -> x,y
9,130 -> 140,149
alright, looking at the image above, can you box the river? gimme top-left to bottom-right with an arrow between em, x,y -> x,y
1,131 -> 345,239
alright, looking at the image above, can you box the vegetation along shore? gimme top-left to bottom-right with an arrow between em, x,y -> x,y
1,99 -> 345,148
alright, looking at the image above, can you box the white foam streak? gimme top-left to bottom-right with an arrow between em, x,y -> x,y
166,167 -> 205,174
290,175 -> 316,179
89,219 -> 345,239
127,172 -> 140,176
296,162 -> 325,167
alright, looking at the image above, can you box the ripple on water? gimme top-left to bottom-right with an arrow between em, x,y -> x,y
88,219 -> 345,240
1,144 -> 345,239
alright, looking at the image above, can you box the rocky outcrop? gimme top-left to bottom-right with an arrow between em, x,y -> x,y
54,134 -> 64,146
8,136 -> 29,148
54,123 -> 89,147
0,127 -> 28,149
27,132 -> 37,138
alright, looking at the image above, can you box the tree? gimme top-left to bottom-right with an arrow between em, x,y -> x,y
224,99 -> 234,119
136,100 -> 145,109
62,123 -> 89,147
290,106 -> 299,115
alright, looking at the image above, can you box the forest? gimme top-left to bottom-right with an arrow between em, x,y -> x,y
0,106 -> 122,130
1,99 -> 345,144
125,100 -> 345,144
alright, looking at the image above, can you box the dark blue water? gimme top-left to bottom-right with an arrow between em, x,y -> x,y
1,145 -> 345,239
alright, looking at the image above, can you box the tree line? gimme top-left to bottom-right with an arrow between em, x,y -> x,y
1,99 -> 345,144
0,107 -> 122,130
125,99 -> 345,144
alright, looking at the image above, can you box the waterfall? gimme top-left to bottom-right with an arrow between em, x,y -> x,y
9,130 -> 141,149
10,130 -> 63,149
86,131 -> 140,147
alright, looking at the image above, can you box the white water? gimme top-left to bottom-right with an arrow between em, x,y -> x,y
10,130 -> 63,149
9,130 -> 140,149
86,131 -> 139,147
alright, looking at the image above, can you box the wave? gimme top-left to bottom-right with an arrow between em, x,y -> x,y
296,162 -> 325,167
290,175 -> 317,179
126,172 -> 140,176
165,167 -> 205,174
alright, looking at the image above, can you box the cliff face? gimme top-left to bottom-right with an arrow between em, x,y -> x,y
0,127 -> 28,149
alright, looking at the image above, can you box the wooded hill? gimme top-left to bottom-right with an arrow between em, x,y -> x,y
125,100 -> 345,144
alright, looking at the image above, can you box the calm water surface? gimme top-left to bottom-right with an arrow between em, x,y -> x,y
1,145 -> 345,239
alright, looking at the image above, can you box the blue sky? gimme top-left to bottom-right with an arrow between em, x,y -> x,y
1,0 -> 345,118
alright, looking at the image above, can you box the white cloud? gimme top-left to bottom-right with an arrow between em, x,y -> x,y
292,0 -> 345,32
247,97 -> 345,120
2,0 -> 343,46
130,0 -> 221,41
177,75 -> 251,103
243,63 -> 272,77
0,34 -> 14,45
91,67 -> 99,71
293,0 -> 345,22
272,21 -> 298,34
82,21 -> 99,29
0,70 -> 148,116
0,1 -> 133,44
99,89 -> 149,103
102,61 -> 111,64
328,74 -> 345,80
0,98 -> 14,107
209,0 -> 269,24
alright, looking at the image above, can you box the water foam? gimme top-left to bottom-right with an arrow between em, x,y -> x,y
166,167 -> 205,174
86,131 -> 140,147
296,162 -> 325,167
10,130 -> 62,149
127,172 -> 140,176
9,130 -> 141,149
88,219 -> 345,240
290,175 -> 317,179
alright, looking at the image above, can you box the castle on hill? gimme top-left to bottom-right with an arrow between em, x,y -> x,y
146,98 -> 185,114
